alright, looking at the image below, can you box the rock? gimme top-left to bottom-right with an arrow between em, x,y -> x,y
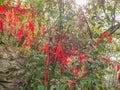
0,45 -> 27,90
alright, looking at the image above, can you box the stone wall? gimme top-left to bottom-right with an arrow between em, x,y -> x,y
0,45 -> 27,90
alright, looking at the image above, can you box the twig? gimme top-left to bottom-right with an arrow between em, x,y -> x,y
80,7 -> 93,40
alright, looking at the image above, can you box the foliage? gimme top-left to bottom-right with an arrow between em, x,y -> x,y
0,0 -> 120,90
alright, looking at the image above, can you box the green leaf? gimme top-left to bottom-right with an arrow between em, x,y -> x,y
60,84 -> 68,90
0,0 -> 3,5
38,84 -> 44,90
50,85 -> 56,90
